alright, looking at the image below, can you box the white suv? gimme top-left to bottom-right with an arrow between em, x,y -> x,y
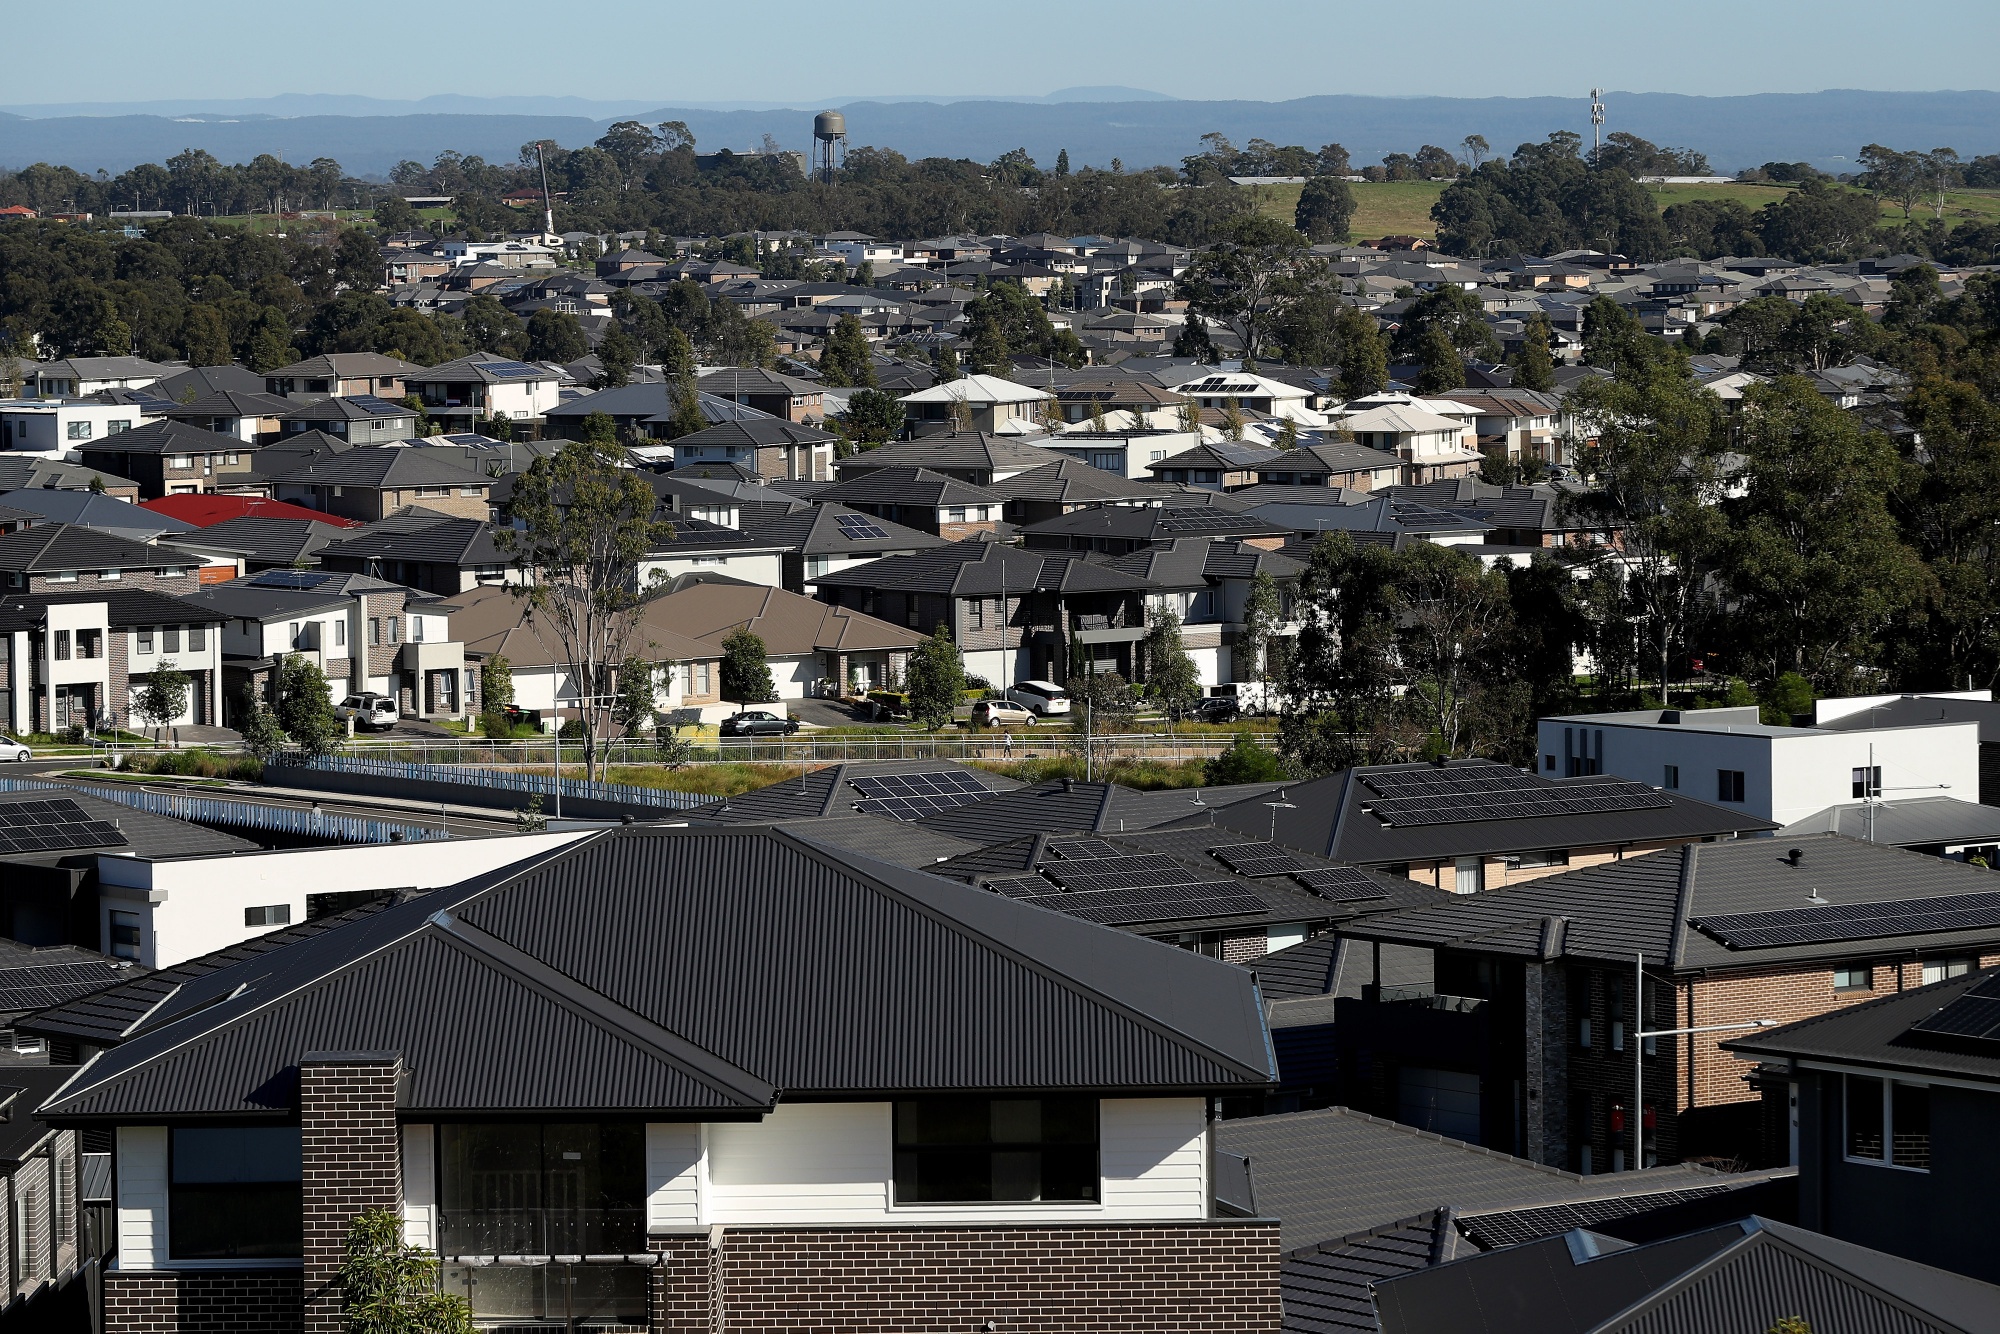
1005,680 -> 1072,716
336,693 -> 400,731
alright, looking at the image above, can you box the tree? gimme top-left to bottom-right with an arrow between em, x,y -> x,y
818,313 -> 876,388
719,628 -> 776,706
480,653 -> 515,734
1294,176 -> 1356,244
274,653 -> 343,758
843,388 -> 905,446
659,325 -> 696,380
612,655 -> 658,736
1416,324 -> 1465,393
236,688 -> 287,761
180,304 -> 232,366
1279,533 -> 1407,773
666,369 -> 707,440
1173,311 -> 1216,363
1391,543 -> 1515,757
461,295 -> 528,358
132,660 -> 191,748
339,1207 -> 473,1334
498,441 -> 674,779
1512,313 -> 1556,392
1334,304 -> 1388,399
526,309 -> 588,364
1205,731 -> 1284,785
1055,149 -> 1071,177
596,322 -> 639,387
1240,570 -> 1283,687
906,626 -> 967,730
1177,216 -> 1326,361
1460,135 -> 1490,170
1142,611 -> 1203,721
579,410 -> 618,447
245,308 -> 299,373
930,345 -> 960,382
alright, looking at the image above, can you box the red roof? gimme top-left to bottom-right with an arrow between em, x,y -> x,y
0,206 -> 38,218
138,494 -> 363,528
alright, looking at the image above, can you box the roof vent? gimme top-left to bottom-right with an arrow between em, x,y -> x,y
1060,777 -> 1073,792
1786,847 -> 1804,867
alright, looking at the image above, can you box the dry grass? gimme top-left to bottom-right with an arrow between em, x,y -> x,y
971,754 -> 1212,790
1247,180 -> 1447,239
598,761 -> 805,797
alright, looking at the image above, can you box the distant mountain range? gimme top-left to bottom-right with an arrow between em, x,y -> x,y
0,90 -> 1995,178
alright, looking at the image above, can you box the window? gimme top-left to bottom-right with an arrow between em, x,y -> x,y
414,486 -> 451,498
1608,975 -> 1627,1052
893,1098 -> 1098,1204
947,507 -> 967,523
159,567 -> 185,578
244,904 -> 292,927
387,616 -> 399,645
66,420 -> 92,440
170,1126 -> 303,1258
1570,970 -> 1592,1049
136,627 -> 153,654
969,598 -> 985,630
439,1122 -> 644,1254
369,618 -> 380,646
163,627 -> 181,653
108,419 -> 131,434
101,567 -> 121,581
1544,754 -> 1555,771
1452,855 -> 1483,894
684,662 -> 711,697
1513,849 -> 1569,869
1852,766 -> 1882,799
1663,764 -> 1679,790
14,1184 -> 40,1283
411,616 -> 424,643
288,622 -> 301,648
225,452 -> 239,465
1844,1075 -> 1930,1171
169,454 -> 193,469
53,629 -> 70,660
1717,769 -> 1745,803
1923,956 -> 1975,985
108,910 -> 141,961
47,569 -> 76,584
334,619 -> 346,647
1833,963 -> 1873,993
458,486 -> 482,497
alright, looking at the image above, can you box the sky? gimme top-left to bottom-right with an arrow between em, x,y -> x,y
7,0 -> 1998,107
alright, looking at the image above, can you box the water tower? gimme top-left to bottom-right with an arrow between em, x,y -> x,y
813,110 -> 846,184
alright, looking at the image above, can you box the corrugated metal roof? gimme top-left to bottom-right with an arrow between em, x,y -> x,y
39,827 -> 1272,1122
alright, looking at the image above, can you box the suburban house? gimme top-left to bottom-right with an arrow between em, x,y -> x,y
403,353 -> 563,430
263,353 -> 425,401
830,432 -> 1061,486
0,585 -> 226,735
899,374 -> 1055,436
0,1063 -> 90,1324
187,569 -> 467,723
1170,372 -> 1324,423
1434,388 -> 1567,467
1726,965 -> 2000,1286
1333,832 -> 2000,1173
1042,429 -> 1204,480
816,538 -> 1159,687
1537,704 -> 1981,826
0,457 -> 139,500
1253,438 -> 1405,491
1146,441 -> 1283,492
650,573 -> 926,705
148,391 -> 294,444
812,467 -> 1006,540
1055,379 -> 1191,429
635,517 -> 791,588
666,418 -> 835,482
737,502 -> 945,595
0,399 -> 149,456
28,825 -> 1280,1334
1335,403 -> 1485,484
22,357 -> 172,399
1814,690 -> 2000,805
1021,503 -> 1289,557
311,514 -> 513,594
986,458 -> 1162,527
75,421 -> 259,500
696,367 -> 825,422
275,394 -> 421,444
1106,538 -> 1304,689
267,448 -> 494,524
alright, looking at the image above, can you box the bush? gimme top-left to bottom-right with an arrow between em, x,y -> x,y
1204,731 -> 1284,785
132,749 -> 263,781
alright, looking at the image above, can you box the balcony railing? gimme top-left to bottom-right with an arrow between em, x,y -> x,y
442,1256 -> 653,1332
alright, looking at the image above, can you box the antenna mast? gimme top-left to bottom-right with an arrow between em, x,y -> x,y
536,142 -> 555,242
1590,89 -> 1606,158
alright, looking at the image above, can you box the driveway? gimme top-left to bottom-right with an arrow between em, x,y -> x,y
789,697 -> 881,729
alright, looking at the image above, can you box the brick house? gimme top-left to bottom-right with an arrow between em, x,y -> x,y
695,367 -> 826,423
812,467 -> 1006,541
75,420 -> 260,500
830,432 -> 1061,487
1332,833 -> 2000,1173
267,448 -> 493,524
1020,503 -> 1291,557
311,514 -> 513,595
663,418 -> 836,483
262,353 -> 426,402
30,826 -> 1283,1334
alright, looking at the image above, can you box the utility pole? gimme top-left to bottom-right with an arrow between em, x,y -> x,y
1630,951 -> 1774,1172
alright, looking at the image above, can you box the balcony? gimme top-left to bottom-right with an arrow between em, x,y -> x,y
442,1255 -> 654,1332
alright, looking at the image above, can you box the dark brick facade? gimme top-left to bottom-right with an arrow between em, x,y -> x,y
104,1271 -> 303,1334
647,1222 -> 1282,1334
299,1053 -> 402,1334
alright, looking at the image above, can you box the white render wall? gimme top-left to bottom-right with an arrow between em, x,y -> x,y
113,1126 -> 168,1270
1535,716 -> 1981,826
93,830 -> 591,968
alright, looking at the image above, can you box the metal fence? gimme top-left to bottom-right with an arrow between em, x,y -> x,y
0,777 -> 449,845
283,754 -> 709,811
339,731 -> 1281,769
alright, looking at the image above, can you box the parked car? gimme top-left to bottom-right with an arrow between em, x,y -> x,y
0,738 -> 29,762
972,699 -> 1037,728
1189,694 -> 1239,724
720,710 -> 800,737
335,693 -> 400,731
1005,680 -> 1072,716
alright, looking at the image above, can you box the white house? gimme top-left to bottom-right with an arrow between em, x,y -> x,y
1044,430 -> 1203,479
0,400 -> 150,456
899,374 -> 1054,435
1536,705 -> 1981,826
1335,402 -> 1483,484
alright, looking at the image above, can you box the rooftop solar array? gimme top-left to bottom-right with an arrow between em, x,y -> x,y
849,771 -> 992,820
1042,853 -> 1214,894
833,513 -> 891,541
1209,841 -> 1308,878
1291,866 -> 1391,904
0,961 -> 124,1011
1907,972 -> 2000,1047
1157,510 -> 1235,532
982,875 -> 1051,900
1357,764 -> 1669,827
477,360 -> 543,379
1013,884 -> 1269,926
1045,837 -> 1122,861
248,569 -> 337,590
0,798 -> 128,854
1692,889 -> 2000,951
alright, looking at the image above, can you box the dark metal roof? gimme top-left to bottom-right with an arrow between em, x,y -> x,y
1022,503 -> 1287,542
815,466 -> 1003,509
1343,833 -> 2000,973
915,778 -> 1118,842
1781,796 -> 2000,848
1817,694 -> 2000,744
1105,537 -> 1306,588
0,523 -> 180,574
0,1067 -> 78,1163
0,786 -> 252,863
814,537 -> 1154,597
741,503 -> 945,558
38,827 -> 1273,1122
683,761 -> 1019,825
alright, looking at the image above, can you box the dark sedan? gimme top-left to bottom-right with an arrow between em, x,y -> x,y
719,710 -> 801,737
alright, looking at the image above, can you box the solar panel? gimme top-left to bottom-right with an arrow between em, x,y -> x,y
249,569 -> 336,590
982,875 -> 1052,899
1692,889 -> 2000,951
850,770 -> 992,821
1016,884 -> 1268,926
1045,838 -> 1122,861
1209,841 -> 1308,878
477,359 -> 542,379
0,797 -> 128,854
1292,867 -> 1391,904
1041,853 -> 1208,893
833,512 -> 891,541
1362,777 -> 1669,828
1908,972 -> 2000,1047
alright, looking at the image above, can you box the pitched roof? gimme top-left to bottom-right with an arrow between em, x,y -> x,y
814,465 -> 1003,509
649,576 -> 925,656
0,457 -> 137,493
985,458 -> 1162,505
153,390 -> 294,419
0,490 -> 193,536
696,367 -> 822,396
447,582 -> 714,668
402,352 -> 557,385
315,515 -> 507,568
1106,537 -> 1306,587
267,353 -> 427,379
36,826 -> 1273,1121
277,394 -> 419,424
668,418 -> 835,449
0,523 -> 181,574
815,537 -> 1156,597
739,503 -> 945,557
137,494 -> 364,529
181,569 -> 427,620
73,419 -> 242,456
899,373 -> 1054,405
1022,503 -> 1287,543
1726,964 -> 2000,1087
0,784 -> 252,864
835,433 -> 1062,478
269,446 -> 490,490
683,760 -> 1020,825
188,516 -> 347,567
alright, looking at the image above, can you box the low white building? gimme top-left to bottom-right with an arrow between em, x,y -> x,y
0,399 -> 150,455
1536,704 -> 1980,826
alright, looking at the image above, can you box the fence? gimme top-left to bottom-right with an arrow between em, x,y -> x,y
280,754 -> 708,811
338,731 -> 1282,769
0,777 -> 449,845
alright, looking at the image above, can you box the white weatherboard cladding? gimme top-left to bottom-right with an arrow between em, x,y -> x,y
115,1125 -> 168,1269
402,1124 -> 436,1250
645,1122 -> 703,1228
687,1097 -> 1207,1228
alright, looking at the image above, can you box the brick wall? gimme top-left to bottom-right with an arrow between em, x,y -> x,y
650,1221 -> 1281,1334
104,1271 -> 303,1334
299,1053 -> 402,1334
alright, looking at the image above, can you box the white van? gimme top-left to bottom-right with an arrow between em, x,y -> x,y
1006,680 -> 1072,716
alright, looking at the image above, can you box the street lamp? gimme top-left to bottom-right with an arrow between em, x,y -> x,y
1629,951 -> 1776,1171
